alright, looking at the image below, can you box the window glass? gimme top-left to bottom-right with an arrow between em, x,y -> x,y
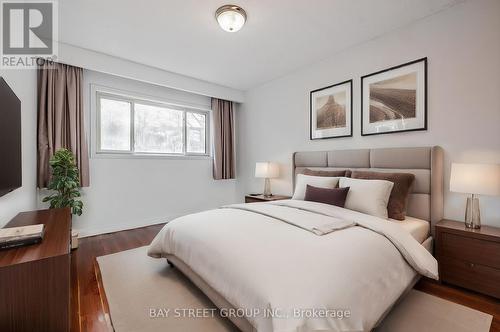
186,112 -> 206,154
99,98 -> 131,151
134,103 -> 184,154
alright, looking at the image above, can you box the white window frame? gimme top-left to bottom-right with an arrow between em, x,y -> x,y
91,85 -> 211,159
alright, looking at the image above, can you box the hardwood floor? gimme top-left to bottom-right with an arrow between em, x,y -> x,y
71,223 -> 164,332
72,224 -> 500,332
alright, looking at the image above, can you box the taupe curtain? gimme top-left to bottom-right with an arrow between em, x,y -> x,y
212,98 -> 235,180
37,61 -> 90,187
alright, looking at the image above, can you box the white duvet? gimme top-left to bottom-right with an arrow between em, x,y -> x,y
148,200 -> 438,332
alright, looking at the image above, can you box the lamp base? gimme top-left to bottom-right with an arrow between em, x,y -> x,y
465,195 -> 481,229
263,178 -> 272,197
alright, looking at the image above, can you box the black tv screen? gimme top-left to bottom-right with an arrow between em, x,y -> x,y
0,77 -> 22,197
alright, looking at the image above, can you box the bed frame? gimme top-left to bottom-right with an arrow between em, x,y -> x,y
101,146 -> 444,332
164,146 -> 445,332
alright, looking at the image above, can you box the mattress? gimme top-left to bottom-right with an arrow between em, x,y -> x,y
390,216 -> 430,244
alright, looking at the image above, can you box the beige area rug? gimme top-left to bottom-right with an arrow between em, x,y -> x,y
97,246 -> 492,332
375,289 -> 492,332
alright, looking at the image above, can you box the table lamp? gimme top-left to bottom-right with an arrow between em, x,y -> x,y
450,163 -> 500,229
255,162 -> 279,197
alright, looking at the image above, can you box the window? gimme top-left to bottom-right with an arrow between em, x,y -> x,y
99,97 -> 131,151
186,112 -> 206,154
96,92 -> 210,157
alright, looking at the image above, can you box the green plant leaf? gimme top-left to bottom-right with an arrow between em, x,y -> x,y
41,148 -> 84,216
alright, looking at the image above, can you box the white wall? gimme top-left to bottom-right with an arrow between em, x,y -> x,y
0,70 -> 38,226
56,42 -> 245,103
237,0 -> 500,226
65,70 -> 239,236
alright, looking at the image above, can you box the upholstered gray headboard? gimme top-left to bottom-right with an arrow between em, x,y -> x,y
293,146 -> 444,236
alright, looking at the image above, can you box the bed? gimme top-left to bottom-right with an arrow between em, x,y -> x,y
148,146 -> 444,332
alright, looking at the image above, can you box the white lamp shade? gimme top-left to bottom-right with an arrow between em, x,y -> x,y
255,162 -> 279,178
450,163 -> 500,196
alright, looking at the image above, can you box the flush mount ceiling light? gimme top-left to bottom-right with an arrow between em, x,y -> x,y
215,5 -> 247,32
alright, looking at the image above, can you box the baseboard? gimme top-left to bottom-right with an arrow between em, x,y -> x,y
76,215 -> 183,238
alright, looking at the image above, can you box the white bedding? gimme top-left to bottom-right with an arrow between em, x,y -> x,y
223,202 -> 355,235
148,200 -> 438,332
389,216 -> 430,244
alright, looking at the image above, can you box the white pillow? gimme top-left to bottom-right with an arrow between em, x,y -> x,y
339,177 -> 394,219
292,174 -> 340,200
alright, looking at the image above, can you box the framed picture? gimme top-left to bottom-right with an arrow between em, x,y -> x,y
361,58 -> 427,136
310,79 -> 352,140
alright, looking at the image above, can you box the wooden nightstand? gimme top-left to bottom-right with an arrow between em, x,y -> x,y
435,219 -> 500,299
245,194 -> 291,203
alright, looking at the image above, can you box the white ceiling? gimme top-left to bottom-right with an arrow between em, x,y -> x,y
59,0 -> 461,90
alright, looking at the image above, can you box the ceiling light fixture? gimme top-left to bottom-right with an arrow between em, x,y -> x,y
215,5 -> 247,32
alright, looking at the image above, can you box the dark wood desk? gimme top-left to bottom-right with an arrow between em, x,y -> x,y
0,208 -> 71,332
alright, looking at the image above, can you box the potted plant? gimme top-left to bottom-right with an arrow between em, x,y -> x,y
42,148 -> 84,216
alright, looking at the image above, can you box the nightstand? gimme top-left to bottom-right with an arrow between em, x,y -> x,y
435,219 -> 500,299
245,194 -> 291,203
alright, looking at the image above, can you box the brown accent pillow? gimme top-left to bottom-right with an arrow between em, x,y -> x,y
304,185 -> 350,207
350,170 -> 415,220
303,168 -> 351,177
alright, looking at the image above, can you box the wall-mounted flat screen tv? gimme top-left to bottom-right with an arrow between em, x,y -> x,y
0,77 -> 22,197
